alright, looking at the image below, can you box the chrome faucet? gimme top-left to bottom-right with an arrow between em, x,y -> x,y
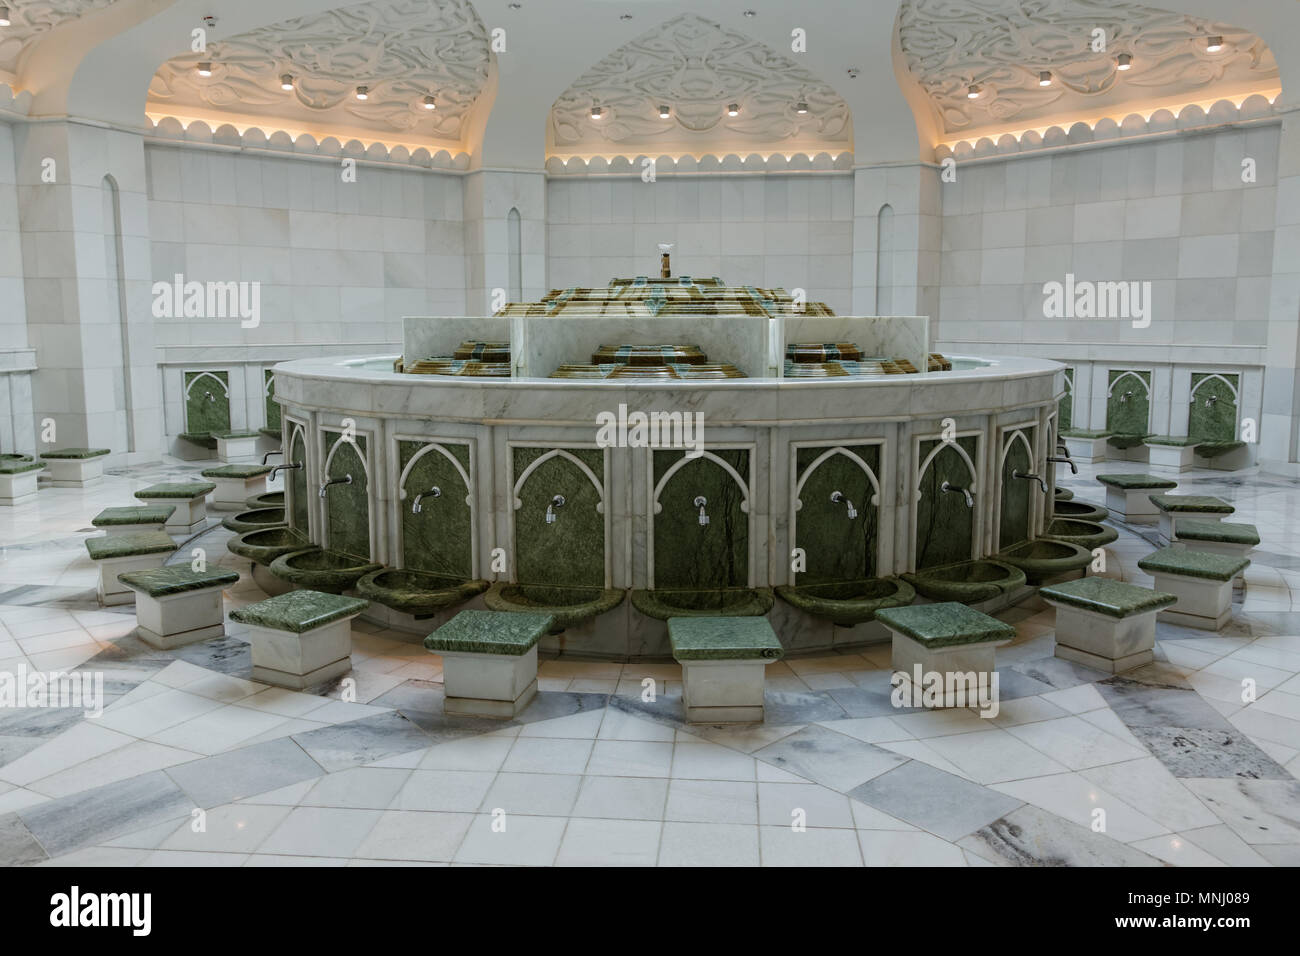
830,490 -> 858,519
262,450 -> 283,464
940,480 -> 974,508
1012,469 -> 1049,493
1205,394 -> 1219,408
694,496 -> 710,527
546,494 -> 565,524
203,390 -> 216,403
1118,389 -> 1133,403
269,461 -> 302,479
412,486 -> 441,514
319,474 -> 352,497
1047,454 -> 1078,475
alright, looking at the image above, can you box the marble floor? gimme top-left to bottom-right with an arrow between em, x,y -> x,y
0,458 -> 1298,867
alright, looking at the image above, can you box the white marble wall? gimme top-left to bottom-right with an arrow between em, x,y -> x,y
546,173 -> 854,315
0,122 -> 34,455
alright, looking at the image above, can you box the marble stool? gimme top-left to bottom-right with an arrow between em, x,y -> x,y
215,431 -> 262,464
230,590 -> 369,689
424,609 -> 553,718
118,566 -> 240,649
91,505 -> 176,536
134,481 -> 216,534
668,616 -> 785,723
1144,437 -> 1199,473
1095,474 -> 1177,524
1040,576 -> 1176,673
875,602 -> 1014,709
0,460 -> 43,506
1173,520 -> 1258,590
201,464 -> 274,511
1137,547 -> 1250,631
39,447 -> 110,487
1148,494 -> 1234,545
84,532 -> 177,606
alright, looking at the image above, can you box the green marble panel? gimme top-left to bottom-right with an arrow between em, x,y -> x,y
793,445 -> 880,584
1060,368 -> 1073,430
184,370 -> 230,436
1106,369 -> 1150,436
513,446 -> 606,589
1188,373 -> 1238,442
915,436 -> 977,570
399,440 -> 473,578
288,429 -> 309,534
324,433 -> 370,560
999,429 -> 1035,549
653,448 -> 750,590
264,369 -> 281,432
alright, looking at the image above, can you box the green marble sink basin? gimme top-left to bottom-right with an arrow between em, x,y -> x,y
245,490 -> 284,509
179,431 -> 219,449
1195,439 -> 1246,459
1054,487 -> 1074,501
221,507 -> 286,534
1051,499 -> 1108,522
269,548 -> 383,594
902,559 -> 1027,604
484,583 -> 625,631
630,587 -> 775,620
775,576 -> 915,626
227,526 -> 311,565
1042,517 -> 1119,550
356,568 -> 489,618
996,539 -> 1094,585
1106,432 -> 1151,450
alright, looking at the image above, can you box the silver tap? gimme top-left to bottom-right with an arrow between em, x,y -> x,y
1012,469 -> 1049,493
269,462 -> 302,479
830,490 -> 858,519
694,496 -> 709,527
1205,394 -> 1219,408
1118,389 -> 1133,403
1047,454 -> 1078,475
203,390 -> 216,403
940,480 -> 974,508
412,486 -> 441,514
546,494 -> 565,524
319,474 -> 352,497
262,450 -> 283,464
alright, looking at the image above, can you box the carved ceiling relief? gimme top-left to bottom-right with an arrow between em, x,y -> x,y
898,0 -> 1278,134
0,0 -> 118,76
550,14 -> 851,154
149,0 -> 490,142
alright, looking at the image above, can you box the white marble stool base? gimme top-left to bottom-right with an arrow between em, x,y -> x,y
246,619 -> 353,690
440,646 -> 539,719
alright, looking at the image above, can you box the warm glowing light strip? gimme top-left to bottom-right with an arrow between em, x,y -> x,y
547,149 -> 853,165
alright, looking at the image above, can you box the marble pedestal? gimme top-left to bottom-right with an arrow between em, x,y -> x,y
1171,539 -> 1253,590
1050,606 -> 1160,673
1063,435 -> 1108,464
680,658 -> 774,723
1158,511 -> 1223,545
0,470 -> 39,506
209,474 -> 268,511
1148,572 -> 1234,630
888,634 -> 1010,707
93,554 -> 168,606
44,457 -> 104,487
1104,487 -> 1161,523
129,587 -> 227,649
217,434 -> 260,463
1146,443 -> 1196,473
247,619 -> 354,690
439,646 -> 539,718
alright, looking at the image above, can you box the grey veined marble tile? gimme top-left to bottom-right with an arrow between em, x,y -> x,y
166,737 -> 325,808
848,760 -> 1023,842
754,724 -> 906,793
1126,726 -> 1290,780
1184,778 -> 1300,845
960,806 -> 1166,867
18,771 -> 196,857
292,712 -> 432,772
0,812 -> 48,865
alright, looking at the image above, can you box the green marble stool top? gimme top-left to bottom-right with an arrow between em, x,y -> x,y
134,481 -> 216,500
1138,547 -> 1250,582
85,531 -> 177,560
258,427 -> 282,439
0,460 -> 43,475
92,505 -> 177,526
1147,494 -> 1233,514
229,590 -> 369,633
117,566 -> 240,597
1174,520 -> 1260,546
215,430 -> 262,440
40,447 -> 110,459
1039,577 -> 1176,619
179,432 -> 219,448
874,602 -> 1015,648
1144,435 -> 1198,446
1061,429 -> 1111,439
424,609 -> 553,656
1096,473 -> 1178,490
667,616 -> 784,661
201,464 -> 274,479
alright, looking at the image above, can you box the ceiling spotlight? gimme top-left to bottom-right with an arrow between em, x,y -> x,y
355,85 -> 369,100
0,7 -> 11,27
1038,70 -> 1052,87
280,74 -> 294,91
967,84 -> 982,99
795,100 -> 809,114
658,105 -> 671,119
196,62 -> 213,77
202,15 -> 217,29
422,94 -> 436,110
591,105 -> 603,120
846,67 -> 860,79
1205,35 -> 1224,53
1116,53 -> 1132,71
727,103 -> 740,116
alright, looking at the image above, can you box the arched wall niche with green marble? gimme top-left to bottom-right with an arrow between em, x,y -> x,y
323,432 -> 371,560
792,444 -> 881,585
1188,373 -> 1239,442
184,370 -> 231,435
999,427 -> 1036,550
399,441 -> 473,578
915,435 -> 979,570
288,426 -> 309,533
512,446 -> 606,589
652,448 -> 750,590
1106,369 -> 1151,436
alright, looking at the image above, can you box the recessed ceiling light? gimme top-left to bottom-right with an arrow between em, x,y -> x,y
591,106 -> 603,120
355,85 -> 369,100
1038,70 -> 1052,87
0,7 -> 11,27
727,103 -> 740,116
1116,53 -> 1132,71
196,62 -> 213,77
280,74 -> 294,91
1205,35 -> 1224,53
658,105 -> 671,119
846,68 -> 860,79
967,84 -> 982,99
423,95 -> 436,110
795,100 -> 809,114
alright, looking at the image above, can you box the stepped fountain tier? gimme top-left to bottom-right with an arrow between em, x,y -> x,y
265,275 -> 1066,660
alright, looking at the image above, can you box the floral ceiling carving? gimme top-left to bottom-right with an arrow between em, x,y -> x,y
149,0 -> 490,144
0,0 -> 118,76
897,0 -> 1278,135
550,13 -> 851,156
